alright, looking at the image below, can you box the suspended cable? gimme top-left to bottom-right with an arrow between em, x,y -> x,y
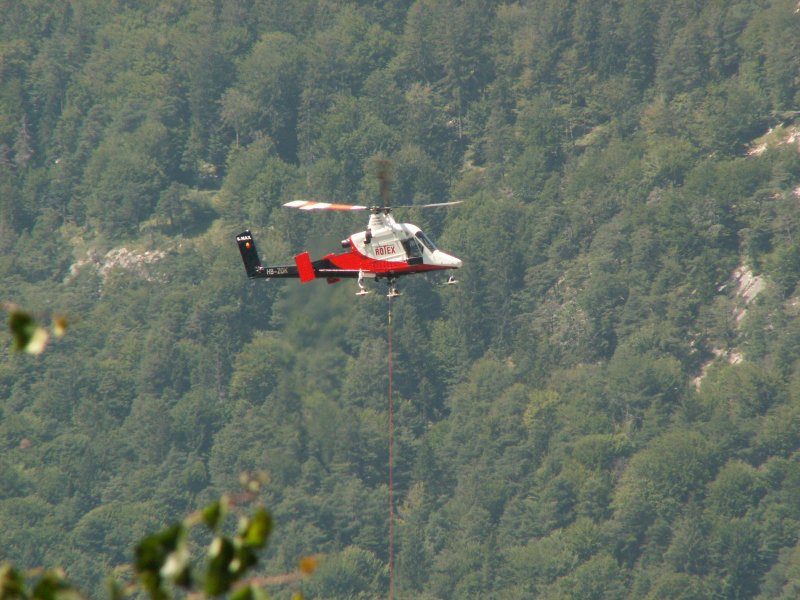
387,297 -> 395,600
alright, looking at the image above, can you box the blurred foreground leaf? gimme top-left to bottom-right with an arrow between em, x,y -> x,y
3,482 -> 311,599
4,304 -> 67,354
135,524 -> 187,600
7,307 -> 48,354
0,564 -> 26,599
242,509 -> 272,549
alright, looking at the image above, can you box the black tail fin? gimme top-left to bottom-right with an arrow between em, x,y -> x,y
236,230 -> 265,278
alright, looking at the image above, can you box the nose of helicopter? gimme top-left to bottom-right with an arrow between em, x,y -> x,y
435,251 -> 462,269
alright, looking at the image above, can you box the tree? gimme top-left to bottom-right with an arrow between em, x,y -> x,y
302,545 -> 385,599
759,542 -> 800,600
655,15 -> 707,98
705,460 -> 765,519
549,553 -> 627,600
82,135 -> 165,237
612,431 -> 716,561
644,572 -> 707,600
13,115 -> 34,169
709,516 -> 764,599
219,89 -> 258,149
233,31 -> 304,160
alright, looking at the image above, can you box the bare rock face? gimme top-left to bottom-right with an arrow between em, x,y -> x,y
65,246 -> 168,286
694,264 -> 765,389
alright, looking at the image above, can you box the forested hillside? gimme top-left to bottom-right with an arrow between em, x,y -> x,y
3,0 -> 800,597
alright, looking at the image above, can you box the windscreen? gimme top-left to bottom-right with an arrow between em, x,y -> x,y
402,237 -> 423,258
415,231 -> 437,252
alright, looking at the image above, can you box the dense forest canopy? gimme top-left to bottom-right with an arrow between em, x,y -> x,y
2,0 -> 800,598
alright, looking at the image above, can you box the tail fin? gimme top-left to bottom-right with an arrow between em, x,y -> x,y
294,251 -> 316,283
236,230 -> 265,278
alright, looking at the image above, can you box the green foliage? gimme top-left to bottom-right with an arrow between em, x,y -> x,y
301,546 -> 385,599
0,488 -> 313,600
4,0 -> 800,597
612,430 -> 716,544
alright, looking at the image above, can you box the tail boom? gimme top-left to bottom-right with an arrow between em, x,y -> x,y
236,230 -> 368,283
236,230 -> 299,279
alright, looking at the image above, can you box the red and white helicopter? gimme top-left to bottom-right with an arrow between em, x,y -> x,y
236,198 -> 462,297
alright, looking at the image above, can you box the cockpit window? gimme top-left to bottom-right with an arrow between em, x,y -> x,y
415,231 -> 437,252
401,237 -> 423,258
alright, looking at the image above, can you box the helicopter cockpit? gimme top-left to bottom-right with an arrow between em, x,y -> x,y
415,230 -> 437,252
400,230 -> 439,264
401,236 -> 424,263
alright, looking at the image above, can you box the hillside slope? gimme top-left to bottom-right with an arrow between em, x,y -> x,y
2,1 -> 800,598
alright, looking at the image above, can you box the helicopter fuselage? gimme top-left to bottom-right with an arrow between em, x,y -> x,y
236,211 -> 461,286
331,212 -> 461,278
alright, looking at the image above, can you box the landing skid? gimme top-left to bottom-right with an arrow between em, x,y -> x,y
356,270 -> 369,296
386,276 -> 400,298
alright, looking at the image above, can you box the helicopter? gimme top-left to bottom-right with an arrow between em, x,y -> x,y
236,198 -> 462,297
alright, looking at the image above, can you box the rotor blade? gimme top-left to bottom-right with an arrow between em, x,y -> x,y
392,201 -> 464,209
377,159 -> 392,208
284,200 -> 370,211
